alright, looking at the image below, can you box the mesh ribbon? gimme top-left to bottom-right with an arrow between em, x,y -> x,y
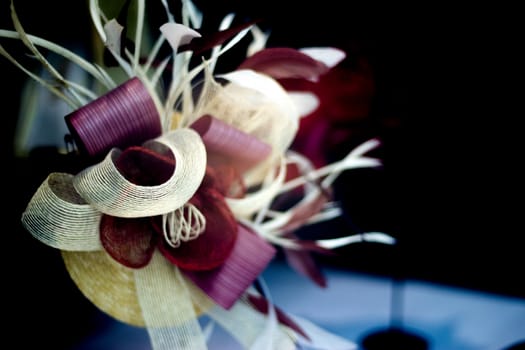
134,251 -> 207,350
188,282 -> 296,349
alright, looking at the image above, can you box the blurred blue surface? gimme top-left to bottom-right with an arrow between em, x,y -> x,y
70,260 -> 525,350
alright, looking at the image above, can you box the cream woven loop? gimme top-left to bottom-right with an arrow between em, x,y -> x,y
72,128 -> 206,218
21,172 -> 103,251
186,68 -> 299,188
162,202 -> 206,248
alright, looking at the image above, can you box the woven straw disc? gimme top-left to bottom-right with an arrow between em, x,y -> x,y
62,250 -> 147,327
62,250 -> 208,328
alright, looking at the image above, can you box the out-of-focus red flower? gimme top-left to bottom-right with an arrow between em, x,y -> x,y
281,58 -> 375,168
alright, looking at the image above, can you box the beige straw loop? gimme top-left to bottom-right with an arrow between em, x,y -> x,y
72,128 -> 206,218
21,172 -> 102,251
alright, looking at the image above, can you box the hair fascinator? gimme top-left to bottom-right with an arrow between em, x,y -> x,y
2,1 -> 395,349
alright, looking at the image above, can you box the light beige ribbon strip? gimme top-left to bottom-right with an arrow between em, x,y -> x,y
134,251 -> 207,350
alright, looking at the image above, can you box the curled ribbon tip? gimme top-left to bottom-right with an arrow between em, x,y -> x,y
162,203 -> 206,248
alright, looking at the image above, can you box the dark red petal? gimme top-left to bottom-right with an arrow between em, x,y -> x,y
290,117 -> 330,168
286,62 -> 376,168
277,77 -> 317,93
100,215 -> 157,269
283,245 -> 327,288
279,60 -> 375,122
202,165 -> 246,199
65,77 -> 161,160
190,114 -> 271,175
183,225 -> 276,309
237,47 -> 329,81
312,61 -> 375,123
178,19 -> 260,55
247,293 -> 310,340
157,185 -> 238,271
115,145 -> 175,185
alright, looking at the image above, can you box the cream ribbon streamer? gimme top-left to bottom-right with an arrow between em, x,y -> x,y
134,251 -> 207,350
187,280 -> 296,349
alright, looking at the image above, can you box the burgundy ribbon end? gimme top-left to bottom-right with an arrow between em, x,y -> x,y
65,77 -> 162,159
183,225 -> 276,309
190,114 -> 272,174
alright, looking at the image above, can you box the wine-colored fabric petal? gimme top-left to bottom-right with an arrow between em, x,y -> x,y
284,62 -> 376,168
202,165 -> 246,199
283,245 -> 327,288
247,293 -> 310,340
115,145 -> 175,185
157,181 -> 238,271
292,117 -> 330,169
65,77 -> 161,160
190,114 -> 271,174
100,215 -> 157,269
311,62 -> 375,123
280,62 -> 374,123
237,47 -> 329,82
178,20 -> 259,55
183,225 -> 276,309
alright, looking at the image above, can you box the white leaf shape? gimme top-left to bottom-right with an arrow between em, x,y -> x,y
300,47 -> 346,68
247,25 -> 270,56
160,22 -> 201,51
288,91 -> 320,118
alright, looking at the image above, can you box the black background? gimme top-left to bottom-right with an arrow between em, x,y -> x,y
2,0 -> 522,348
